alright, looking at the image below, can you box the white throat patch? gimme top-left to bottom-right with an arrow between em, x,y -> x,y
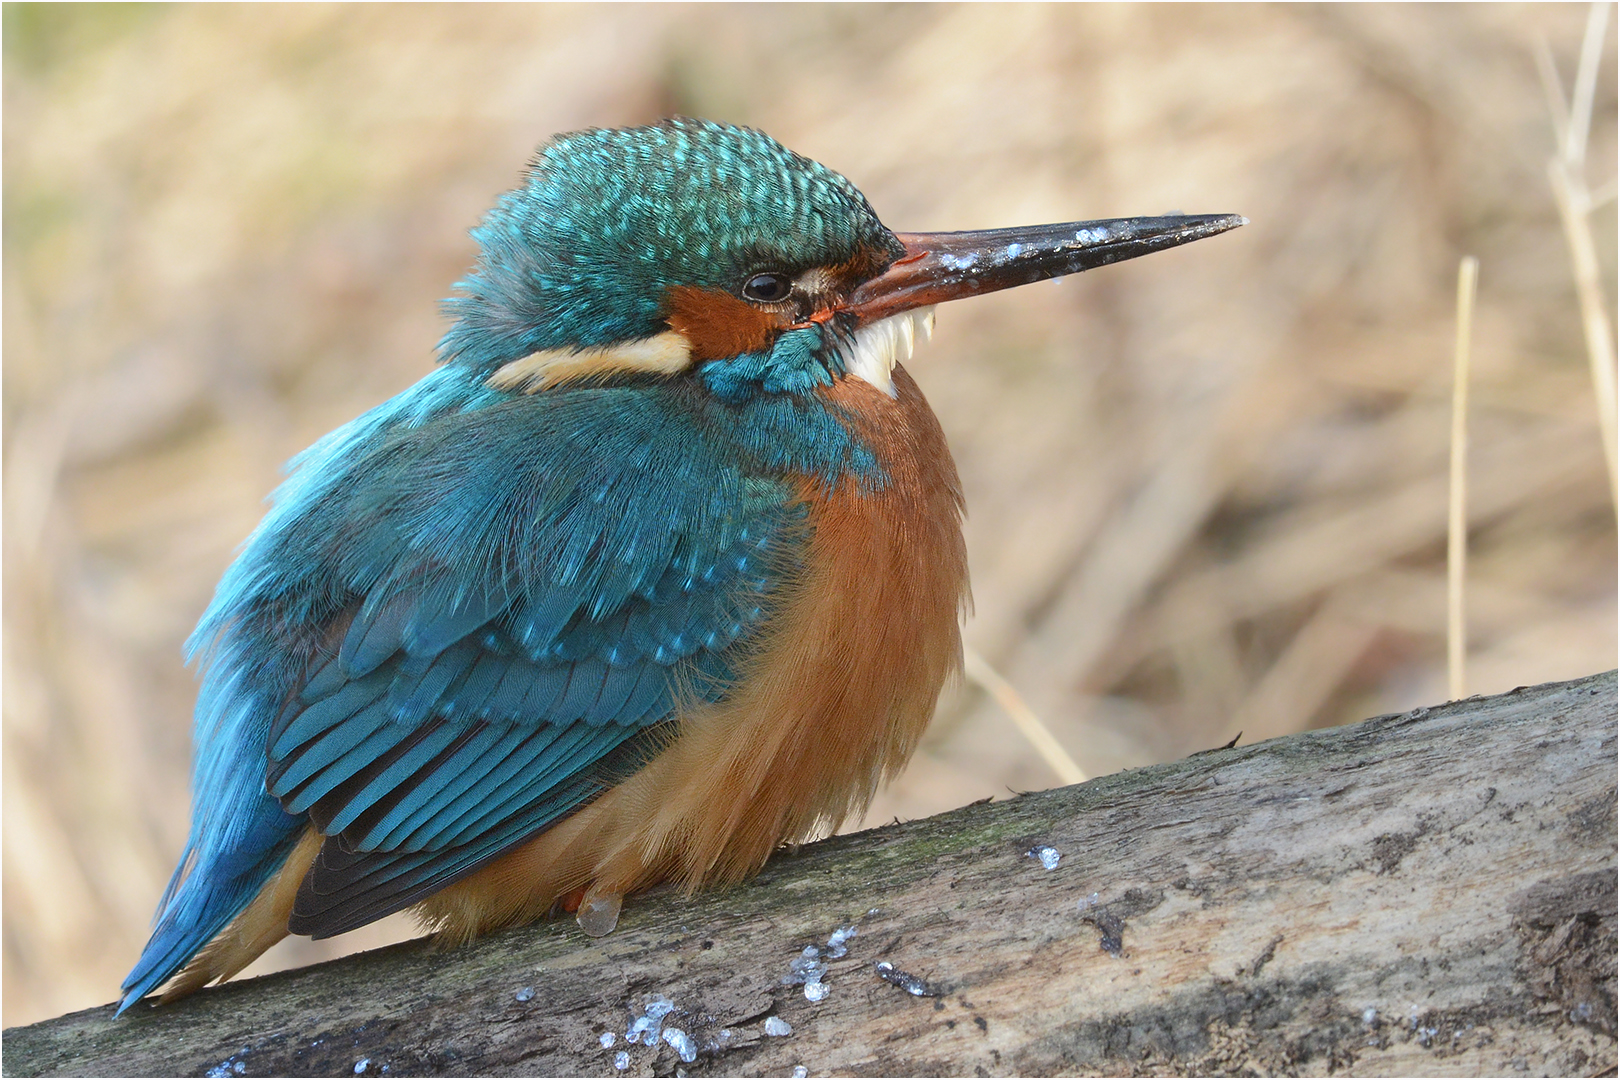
842,307 -> 936,397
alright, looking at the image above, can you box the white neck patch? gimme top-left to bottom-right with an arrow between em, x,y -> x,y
486,331 -> 693,393
842,307 -> 936,398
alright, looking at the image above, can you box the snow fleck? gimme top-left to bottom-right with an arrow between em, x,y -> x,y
1005,243 -> 1023,259
234,1065 -> 245,1077
793,1067 -> 810,1078
599,1032 -> 617,1049
1027,845 -> 1061,870
613,1050 -> 630,1071
514,986 -> 534,1002
940,252 -> 979,272
1362,1007 -> 1378,1025
1075,227 -> 1107,244
763,1016 -> 793,1037
1572,1001 -> 1595,1022
1076,891 -> 1101,911
662,1027 -> 698,1063
353,1060 -> 371,1076
644,996 -> 676,1020
205,1063 -> 239,1079
825,925 -> 857,958
804,980 -> 828,1003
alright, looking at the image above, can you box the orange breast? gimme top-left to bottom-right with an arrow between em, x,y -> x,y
417,365 -> 968,941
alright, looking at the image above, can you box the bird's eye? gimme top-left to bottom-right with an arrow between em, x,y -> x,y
741,272 -> 793,303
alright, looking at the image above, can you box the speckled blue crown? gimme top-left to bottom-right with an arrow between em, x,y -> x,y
440,118 -> 902,371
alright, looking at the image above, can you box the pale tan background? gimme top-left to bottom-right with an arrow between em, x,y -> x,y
5,3 -> 1614,1028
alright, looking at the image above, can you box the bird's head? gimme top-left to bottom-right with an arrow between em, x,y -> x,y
441,118 -> 1243,401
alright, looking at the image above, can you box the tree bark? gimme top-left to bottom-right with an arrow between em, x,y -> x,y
5,671 -> 1615,1078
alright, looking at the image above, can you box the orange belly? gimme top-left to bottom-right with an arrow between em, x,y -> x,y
416,365 -> 968,941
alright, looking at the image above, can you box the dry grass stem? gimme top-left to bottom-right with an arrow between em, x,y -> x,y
961,647 -> 1087,786
1567,2 -> 1611,168
1449,256 -> 1479,701
1549,166 -> 1619,509
1540,1 -> 1619,511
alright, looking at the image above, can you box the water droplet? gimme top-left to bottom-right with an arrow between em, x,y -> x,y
577,890 -> 622,937
1027,845 -> 1061,870
662,1027 -> 698,1063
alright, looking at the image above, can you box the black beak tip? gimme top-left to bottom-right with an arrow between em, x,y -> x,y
1061,211 -> 1248,271
1151,211 -> 1248,239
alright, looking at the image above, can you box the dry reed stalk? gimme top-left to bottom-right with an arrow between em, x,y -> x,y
1449,256 -> 1478,701
961,646 -> 1087,786
1539,3 -> 1619,512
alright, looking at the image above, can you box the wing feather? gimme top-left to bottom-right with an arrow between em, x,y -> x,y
353,724 -> 524,851
124,374 -> 808,1006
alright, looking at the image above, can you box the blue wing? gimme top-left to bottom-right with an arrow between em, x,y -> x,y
120,366 -> 801,1009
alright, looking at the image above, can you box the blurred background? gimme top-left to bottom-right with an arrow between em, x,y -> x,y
5,3 -> 1614,1029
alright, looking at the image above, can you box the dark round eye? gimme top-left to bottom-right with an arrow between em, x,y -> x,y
741,272 -> 793,303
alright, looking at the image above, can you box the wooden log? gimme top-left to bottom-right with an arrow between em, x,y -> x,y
4,672 -> 1615,1078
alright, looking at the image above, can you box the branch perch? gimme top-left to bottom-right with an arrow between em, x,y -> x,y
5,672 -> 1615,1077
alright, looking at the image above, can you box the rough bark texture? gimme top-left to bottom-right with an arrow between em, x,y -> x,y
5,672 -> 1616,1078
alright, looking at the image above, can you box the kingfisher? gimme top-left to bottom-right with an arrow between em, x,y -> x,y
119,118 -> 1241,1012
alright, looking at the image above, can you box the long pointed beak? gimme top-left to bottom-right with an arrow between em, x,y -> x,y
843,213 -> 1246,326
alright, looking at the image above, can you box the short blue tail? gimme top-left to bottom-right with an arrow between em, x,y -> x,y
118,796 -> 301,1014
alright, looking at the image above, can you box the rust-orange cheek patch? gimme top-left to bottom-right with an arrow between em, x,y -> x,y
664,285 -> 784,361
